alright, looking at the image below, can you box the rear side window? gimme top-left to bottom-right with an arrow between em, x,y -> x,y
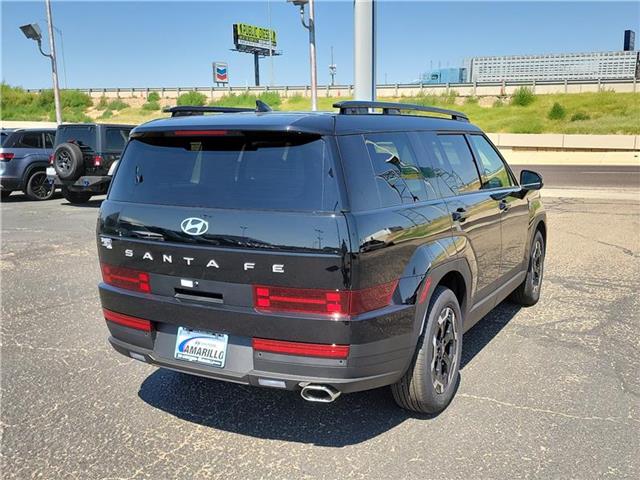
432,135 -> 482,196
10,131 -> 43,149
55,126 -> 96,151
109,133 -> 339,212
468,135 -> 513,189
44,132 -> 55,148
105,128 -> 131,151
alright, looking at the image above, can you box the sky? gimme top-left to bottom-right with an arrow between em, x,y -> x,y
1,0 -> 639,89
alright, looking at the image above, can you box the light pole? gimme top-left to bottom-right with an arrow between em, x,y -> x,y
19,0 -> 62,124
354,0 -> 376,101
288,0 -> 318,111
329,46 -> 337,86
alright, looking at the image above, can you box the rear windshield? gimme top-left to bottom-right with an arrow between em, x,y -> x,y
108,132 -> 339,211
55,125 -> 96,151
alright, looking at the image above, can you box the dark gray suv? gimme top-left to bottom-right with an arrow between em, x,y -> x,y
0,128 -> 56,201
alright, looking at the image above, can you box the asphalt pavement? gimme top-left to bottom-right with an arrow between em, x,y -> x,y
1,185 -> 639,479
511,164 -> 640,189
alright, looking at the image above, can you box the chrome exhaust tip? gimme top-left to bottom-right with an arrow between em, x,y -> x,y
300,384 -> 341,403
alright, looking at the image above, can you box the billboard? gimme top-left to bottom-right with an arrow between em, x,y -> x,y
233,23 -> 276,53
213,62 -> 228,84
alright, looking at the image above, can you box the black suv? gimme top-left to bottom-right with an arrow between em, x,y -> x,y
48,123 -> 133,204
96,101 -> 546,413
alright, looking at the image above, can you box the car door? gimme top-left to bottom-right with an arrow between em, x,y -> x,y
467,134 -> 530,279
418,132 -> 503,300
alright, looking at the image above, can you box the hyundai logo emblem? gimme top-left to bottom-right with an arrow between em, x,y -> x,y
180,217 -> 209,236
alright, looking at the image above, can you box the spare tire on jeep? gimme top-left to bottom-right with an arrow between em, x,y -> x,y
53,143 -> 85,180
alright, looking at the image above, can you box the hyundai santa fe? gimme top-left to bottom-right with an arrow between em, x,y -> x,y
96,101 -> 546,413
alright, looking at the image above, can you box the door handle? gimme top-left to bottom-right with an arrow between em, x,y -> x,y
499,200 -> 510,212
452,207 -> 467,223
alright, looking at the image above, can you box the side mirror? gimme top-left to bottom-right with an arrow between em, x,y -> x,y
520,169 -> 543,191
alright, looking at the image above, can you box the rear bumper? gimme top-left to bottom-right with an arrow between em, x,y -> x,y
0,176 -> 21,191
100,284 -> 418,394
47,169 -> 111,193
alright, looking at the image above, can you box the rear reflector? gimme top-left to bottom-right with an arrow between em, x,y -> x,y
103,308 -> 151,332
93,155 -> 103,167
48,154 -> 54,164
253,280 -> 397,317
174,130 -> 229,136
252,338 -> 349,359
0,153 -> 15,161
101,263 -> 150,293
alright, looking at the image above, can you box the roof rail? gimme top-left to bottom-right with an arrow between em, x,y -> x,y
164,100 -> 272,117
333,101 -> 469,122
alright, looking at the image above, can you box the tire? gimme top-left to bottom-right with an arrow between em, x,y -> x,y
53,143 -> 85,180
0,190 -> 11,200
510,230 -> 545,307
62,187 -> 92,204
392,286 -> 463,414
25,170 -> 55,201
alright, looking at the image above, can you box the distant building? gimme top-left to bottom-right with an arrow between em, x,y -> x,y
419,67 -> 468,84
468,50 -> 639,82
624,30 -> 635,51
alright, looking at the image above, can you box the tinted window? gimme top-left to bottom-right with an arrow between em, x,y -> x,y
468,135 -> 513,189
105,128 -> 130,151
109,134 -> 338,212
55,126 -> 96,151
14,131 -> 43,149
433,135 -> 481,195
363,133 -> 435,206
44,132 -> 55,149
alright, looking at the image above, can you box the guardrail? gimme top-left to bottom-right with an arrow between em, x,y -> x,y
25,78 -> 638,99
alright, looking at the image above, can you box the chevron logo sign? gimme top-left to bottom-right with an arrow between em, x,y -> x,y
214,63 -> 228,83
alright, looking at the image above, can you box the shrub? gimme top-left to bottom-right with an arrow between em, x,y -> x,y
511,87 -> 535,106
493,97 -> 505,108
210,91 -> 282,109
96,96 -> 109,109
141,100 -> 160,111
439,90 -> 458,105
0,83 -> 91,121
107,99 -> 129,110
61,90 -> 92,109
99,109 -> 113,119
465,96 -> 479,105
177,91 -> 207,106
570,111 -> 591,122
147,91 -> 160,102
547,102 -> 566,120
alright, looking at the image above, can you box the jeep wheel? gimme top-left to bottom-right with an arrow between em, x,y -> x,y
25,171 -> 55,201
62,187 -> 92,204
53,143 -> 85,180
510,230 -> 545,307
0,190 -> 11,200
392,286 -> 462,414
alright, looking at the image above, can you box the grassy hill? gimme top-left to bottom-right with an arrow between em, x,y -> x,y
2,84 -> 639,134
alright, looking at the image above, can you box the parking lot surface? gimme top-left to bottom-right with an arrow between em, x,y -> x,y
1,191 -> 639,479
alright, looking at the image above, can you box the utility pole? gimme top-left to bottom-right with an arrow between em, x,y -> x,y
329,46 -> 337,86
289,0 -> 318,111
354,0 -> 375,101
45,0 -> 62,124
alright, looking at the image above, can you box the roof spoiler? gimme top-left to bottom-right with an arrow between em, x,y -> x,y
164,100 -> 272,117
333,101 -> 469,122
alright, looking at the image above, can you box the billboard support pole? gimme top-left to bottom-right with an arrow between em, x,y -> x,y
354,0 -> 375,101
254,53 -> 260,86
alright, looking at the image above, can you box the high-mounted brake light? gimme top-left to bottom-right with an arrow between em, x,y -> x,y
174,130 -> 229,136
0,153 -> 15,161
252,338 -> 349,359
103,308 -> 151,332
101,263 -> 150,293
93,155 -> 103,167
253,281 -> 397,317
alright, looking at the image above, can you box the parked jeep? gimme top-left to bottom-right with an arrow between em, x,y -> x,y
47,123 -> 134,204
0,128 -> 57,201
97,101 -> 546,413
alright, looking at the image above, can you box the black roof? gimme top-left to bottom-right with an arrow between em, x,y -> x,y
133,111 -> 481,136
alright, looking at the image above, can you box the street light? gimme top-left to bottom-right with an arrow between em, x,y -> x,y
288,0 -> 318,111
19,0 -> 62,124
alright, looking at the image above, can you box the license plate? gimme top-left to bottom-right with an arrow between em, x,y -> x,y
174,327 -> 228,368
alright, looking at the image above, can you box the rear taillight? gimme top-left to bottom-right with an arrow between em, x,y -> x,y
252,338 -> 349,359
101,263 -> 150,293
252,280 -> 397,317
103,308 -> 151,331
93,155 -> 103,167
0,153 -> 15,161
49,154 -> 54,164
